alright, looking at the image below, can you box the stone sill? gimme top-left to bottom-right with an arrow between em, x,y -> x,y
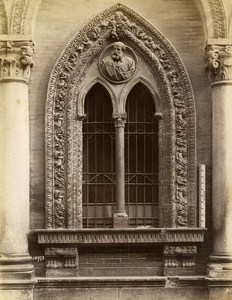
35,228 -> 206,245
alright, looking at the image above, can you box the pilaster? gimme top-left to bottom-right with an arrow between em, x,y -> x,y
205,41 -> 232,278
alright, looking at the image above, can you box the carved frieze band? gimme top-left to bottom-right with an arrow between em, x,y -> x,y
0,40 -> 34,82
205,44 -> 232,82
46,4 -> 195,228
37,229 -> 205,244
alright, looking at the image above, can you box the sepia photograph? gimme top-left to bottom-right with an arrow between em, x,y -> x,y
0,0 -> 232,299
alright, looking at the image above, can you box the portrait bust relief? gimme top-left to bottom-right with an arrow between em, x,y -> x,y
99,42 -> 137,83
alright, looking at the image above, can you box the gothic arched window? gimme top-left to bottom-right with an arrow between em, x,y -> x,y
83,83 -> 115,228
82,82 -> 159,228
125,83 -> 159,227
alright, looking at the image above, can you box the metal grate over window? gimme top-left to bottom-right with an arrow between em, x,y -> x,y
125,84 -> 159,227
82,83 -> 159,228
83,84 -> 115,228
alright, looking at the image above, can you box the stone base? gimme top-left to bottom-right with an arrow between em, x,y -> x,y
0,255 -> 34,280
34,276 -> 208,300
113,212 -> 129,228
208,278 -> 232,300
208,263 -> 232,278
208,255 -> 232,278
0,280 -> 36,300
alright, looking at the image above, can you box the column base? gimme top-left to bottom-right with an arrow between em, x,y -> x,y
0,254 -> 34,280
0,279 -> 36,300
207,254 -> 232,278
113,212 -> 128,228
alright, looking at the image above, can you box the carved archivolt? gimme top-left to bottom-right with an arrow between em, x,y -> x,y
208,0 -> 227,38
11,0 -> 30,34
46,4 -> 196,229
0,0 -> 8,34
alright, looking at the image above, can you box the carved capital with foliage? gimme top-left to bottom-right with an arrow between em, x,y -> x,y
0,40 -> 34,83
112,113 -> 127,127
205,44 -> 232,82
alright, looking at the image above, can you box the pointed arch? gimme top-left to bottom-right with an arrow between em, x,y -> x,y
77,76 -> 117,117
46,3 -> 196,229
119,76 -> 162,116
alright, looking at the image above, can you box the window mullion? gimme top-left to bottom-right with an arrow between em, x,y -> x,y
113,113 -> 128,228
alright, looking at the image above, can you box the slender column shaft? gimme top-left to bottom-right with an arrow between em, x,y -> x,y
206,43 -> 232,277
212,82 -> 232,256
0,82 -> 30,255
115,125 -> 126,213
113,113 -> 128,228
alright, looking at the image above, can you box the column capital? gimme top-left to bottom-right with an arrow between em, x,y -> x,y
112,113 -> 127,127
0,40 -> 34,83
205,44 -> 232,83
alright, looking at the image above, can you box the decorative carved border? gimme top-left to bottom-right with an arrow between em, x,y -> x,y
0,0 -> 8,34
208,0 -> 227,38
46,4 -> 196,229
36,228 -> 205,244
12,0 -> 31,34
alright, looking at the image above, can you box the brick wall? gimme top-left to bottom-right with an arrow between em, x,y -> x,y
29,0 -> 212,275
79,246 -> 163,276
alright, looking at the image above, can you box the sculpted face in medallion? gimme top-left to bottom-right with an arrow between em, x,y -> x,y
99,42 -> 137,83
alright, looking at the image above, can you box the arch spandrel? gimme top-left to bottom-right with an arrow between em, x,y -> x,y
46,3 -> 196,229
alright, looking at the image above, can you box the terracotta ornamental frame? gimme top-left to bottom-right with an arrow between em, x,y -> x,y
45,4 -> 196,230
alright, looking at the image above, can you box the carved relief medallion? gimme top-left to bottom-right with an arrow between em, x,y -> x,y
99,42 -> 137,83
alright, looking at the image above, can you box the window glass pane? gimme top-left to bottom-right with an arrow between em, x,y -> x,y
125,83 -> 159,227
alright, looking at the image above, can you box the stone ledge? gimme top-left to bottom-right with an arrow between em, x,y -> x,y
0,280 -> 37,290
35,228 -> 206,245
207,278 -> 232,287
35,276 -> 207,288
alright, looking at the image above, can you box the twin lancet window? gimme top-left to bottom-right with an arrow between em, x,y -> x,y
82,82 -> 159,228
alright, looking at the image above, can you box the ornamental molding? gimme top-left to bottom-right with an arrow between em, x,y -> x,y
45,247 -> 78,257
46,4 -> 196,229
163,245 -> 197,255
205,44 -> 232,82
0,40 -> 34,82
36,228 -> 205,244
